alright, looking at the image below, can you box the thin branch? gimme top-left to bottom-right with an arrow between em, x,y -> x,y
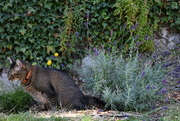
6,105 -> 17,114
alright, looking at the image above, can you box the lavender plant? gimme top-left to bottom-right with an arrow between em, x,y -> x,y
153,39 -> 180,83
0,70 -> 20,94
77,49 -> 170,111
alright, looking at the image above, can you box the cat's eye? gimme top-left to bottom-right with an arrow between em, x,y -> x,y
10,75 -> 14,79
14,74 -> 20,77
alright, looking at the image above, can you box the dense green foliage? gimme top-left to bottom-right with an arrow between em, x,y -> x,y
0,87 -> 33,113
0,0 -> 179,69
77,49 -> 169,111
152,0 -> 180,30
114,0 -> 154,51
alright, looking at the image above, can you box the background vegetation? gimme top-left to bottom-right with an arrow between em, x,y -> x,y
0,0 -> 179,69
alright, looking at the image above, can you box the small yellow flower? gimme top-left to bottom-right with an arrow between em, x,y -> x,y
54,53 -> 58,57
32,62 -> 37,65
36,57 -> 39,60
47,60 -> 52,66
30,56 -> 33,60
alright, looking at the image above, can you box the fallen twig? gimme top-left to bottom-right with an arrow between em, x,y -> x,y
6,105 -> 17,114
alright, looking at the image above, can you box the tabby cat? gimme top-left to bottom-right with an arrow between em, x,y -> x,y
8,58 -> 106,110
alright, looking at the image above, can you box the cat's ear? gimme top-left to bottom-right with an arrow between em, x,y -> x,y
8,57 -> 15,64
15,59 -> 23,70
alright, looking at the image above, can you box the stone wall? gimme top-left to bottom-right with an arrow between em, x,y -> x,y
154,25 -> 180,52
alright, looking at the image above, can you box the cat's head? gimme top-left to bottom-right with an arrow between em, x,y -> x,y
8,58 -> 27,82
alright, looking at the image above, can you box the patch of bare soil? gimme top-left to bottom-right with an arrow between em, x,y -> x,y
33,110 -> 142,120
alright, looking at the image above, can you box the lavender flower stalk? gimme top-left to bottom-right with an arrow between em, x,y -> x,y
142,70 -> 145,78
108,47 -> 110,52
146,85 -> 150,90
84,22 -> 88,29
123,23 -> 127,30
75,32 -> 79,39
161,88 -> 167,94
93,47 -> 99,56
110,29 -> 113,37
144,34 -> 148,41
162,79 -> 168,85
87,11 -> 89,21
134,34 -> 140,41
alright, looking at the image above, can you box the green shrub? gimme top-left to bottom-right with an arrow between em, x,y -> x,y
0,87 -> 33,113
77,49 -> 169,111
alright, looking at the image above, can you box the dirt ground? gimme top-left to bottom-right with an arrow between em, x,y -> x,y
32,110 -> 142,120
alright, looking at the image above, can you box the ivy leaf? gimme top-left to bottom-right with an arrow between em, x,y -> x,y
5,23 -> 11,29
20,47 -> 26,53
0,2 -> 5,6
154,0 -> 164,7
15,47 -> 20,53
102,22 -> 107,29
38,1 -> 43,6
171,2 -> 178,9
0,27 -> 4,32
29,39 -> 35,43
19,29 -> 26,35
14,16 -> 19,20
27,24 -> 33,28
44,18 -> 51,24
3,3 -> 13,11
175,18 -> 180,25
6,36 -> 10,41
93,30 -> 99,35
1,33 -> 7,39
47,45 -> 55,53
47,25 -> 53,30
91,18 -> 97,23
44,3 -> 52,10
9,44 -> 12,50
27,7 -> 35,13
104,31 -> 109,35
104,16 -> 110,20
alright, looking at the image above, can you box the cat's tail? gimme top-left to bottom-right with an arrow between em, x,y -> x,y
85,95 -> 110,110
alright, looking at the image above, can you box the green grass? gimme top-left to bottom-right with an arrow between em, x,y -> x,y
0,105 -> 179,121
0,112 -> 108,121
0,112 -> 68,121
0,87 -> 33,113
0,112 -> 138,121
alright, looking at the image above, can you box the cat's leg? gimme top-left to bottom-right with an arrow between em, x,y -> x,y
72,104 -> 86,110
39,94 -> 57,111
37,84 -> 58,110
47,96 -> 58,111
